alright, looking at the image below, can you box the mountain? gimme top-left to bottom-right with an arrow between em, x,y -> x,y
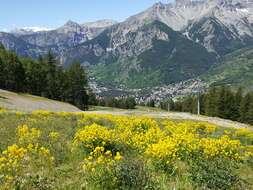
0,32 -> 45,57
81,19 -> 118,39
1,0 -> 252,57
0,0 -> 253,90
203,46 -> 253,91
10,27 -> 52,36
5,19 -> 117,59
124,0 -> 253,55
64,21 -> 216,88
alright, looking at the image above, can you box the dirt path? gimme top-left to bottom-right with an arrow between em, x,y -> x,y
0,89 -> 80,112
86,110 -> 251,129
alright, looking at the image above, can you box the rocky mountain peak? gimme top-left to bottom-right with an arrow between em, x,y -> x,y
58,20 -> 84,34
175,0 -> 193,5
152,2 -> 166,9
63,20 -> 81,28
82,19 -> 118,28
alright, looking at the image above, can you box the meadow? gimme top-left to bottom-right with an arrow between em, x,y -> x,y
0,108 -> 253,190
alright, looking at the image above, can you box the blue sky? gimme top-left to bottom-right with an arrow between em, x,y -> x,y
0,0 -> 174,31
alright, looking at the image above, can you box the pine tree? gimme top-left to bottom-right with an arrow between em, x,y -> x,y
239,93 -> 252,123
146,99 -> 155,107
4,53 -> 25,91
0,57 -> 4,88
233,87 -> 243,121
222,87 -> 236,120
182,96 -> 193,113
66,62 -> 89,110
125,97 -> 136,109
204,87 -> 218,117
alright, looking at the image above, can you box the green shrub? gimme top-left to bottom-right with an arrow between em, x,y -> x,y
115,159 -> 156,190
189,158 -> 243,190
83,159 -> 157,190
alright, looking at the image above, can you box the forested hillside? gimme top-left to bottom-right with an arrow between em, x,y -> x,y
0,44 -> 89,110
166,86 -> 253,125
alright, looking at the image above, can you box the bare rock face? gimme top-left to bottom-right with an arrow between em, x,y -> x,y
124,0 -> 253,54
0,32 -> 46,57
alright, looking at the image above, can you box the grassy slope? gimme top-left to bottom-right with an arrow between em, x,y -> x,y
203,46 -> 253,91
0,89 -> 80,112
0,111 -> 252,189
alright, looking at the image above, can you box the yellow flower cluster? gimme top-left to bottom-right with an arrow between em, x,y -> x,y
83,146 -> 122,172
163,120 -> 217,135
75,115 -> 167,152
73,123 -> 116,150
234,128 -> 253,141
0,144 -> 27,172
17,125 -> 41,144
75,114 -> 253,164
200,136 -> 242,160
49,132 -> 60,140
146,121 -> 251,164
146,132 -> 200,163
0,125 -> 53,189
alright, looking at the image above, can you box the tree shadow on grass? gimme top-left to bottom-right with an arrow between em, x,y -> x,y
0,95 -> 7,100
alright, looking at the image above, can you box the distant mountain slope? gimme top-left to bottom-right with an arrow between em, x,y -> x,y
183,16 -> 247,55
7,19 -> 117,59
70,21 -> 215,88
0,89 -> 80,112
203,46 -> 253,90
0,32 -> 45,57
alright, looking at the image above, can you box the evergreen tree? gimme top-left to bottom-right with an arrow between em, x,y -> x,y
182,96 -> 193,113
66,62 -> 89,110
240,93 -> 252,123
204,87 -> 218,117
125,97 -> 136,109
246,95 -> 253,124
22,58 -> 45,95
217,86 -> 227,118
223,87 -> 236,120
44,51 -> 58,99
0,57 -> 4,88
147,99 -> 155,107
0,48 -> 90,110
88,91 -> 98,106
199,94 -> 206,114
3,52 -> 25,91
233,87 -> 243,120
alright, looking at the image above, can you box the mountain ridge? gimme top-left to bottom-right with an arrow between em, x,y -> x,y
0,0 -> 253,91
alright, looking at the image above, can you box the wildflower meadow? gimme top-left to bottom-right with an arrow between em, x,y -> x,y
0,109 -> 253,189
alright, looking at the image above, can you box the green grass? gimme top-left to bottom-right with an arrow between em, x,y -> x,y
0,110 -> 252,189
